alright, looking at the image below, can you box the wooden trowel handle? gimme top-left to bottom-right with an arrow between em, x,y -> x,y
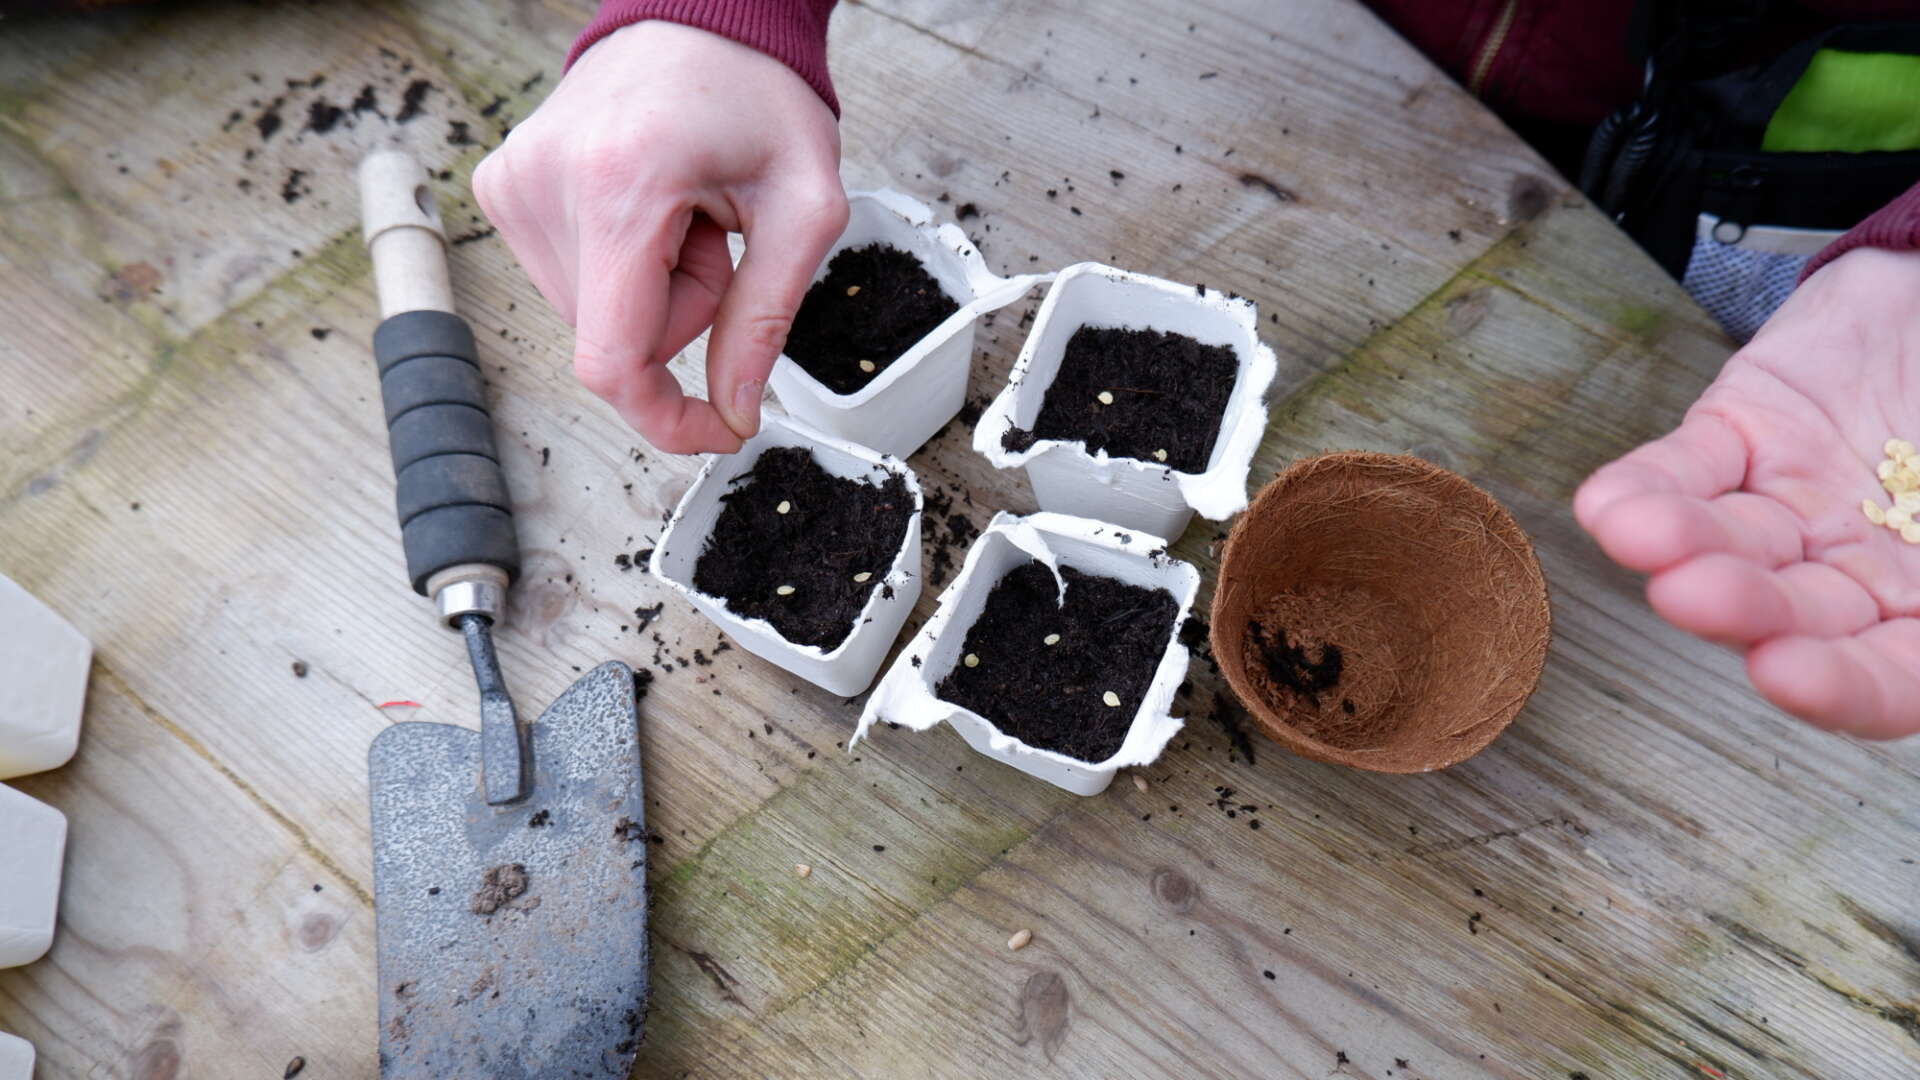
357,150 -> 520,607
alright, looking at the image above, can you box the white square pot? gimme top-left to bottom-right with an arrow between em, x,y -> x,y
0,1032 -> 33,1079
769,189 -> 1050,459
974,262 -> 1279,539
0,783 -> 66,970
854,512 -> 1199,796
650,413 -> 923,697
0,572 -> 90,780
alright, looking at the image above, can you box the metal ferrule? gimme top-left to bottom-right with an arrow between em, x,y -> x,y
425,563 -> 510,630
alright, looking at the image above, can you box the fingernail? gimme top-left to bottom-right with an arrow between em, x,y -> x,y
730,380 -> 765,430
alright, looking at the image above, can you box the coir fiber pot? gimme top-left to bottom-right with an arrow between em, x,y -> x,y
1212,452 -> 1550,773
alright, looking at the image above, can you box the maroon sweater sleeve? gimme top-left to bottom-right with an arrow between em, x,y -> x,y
567,0 -> 840,115
1801,181 -> 1920,281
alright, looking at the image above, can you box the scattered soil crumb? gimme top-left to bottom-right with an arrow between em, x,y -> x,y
469,863 -> 528,915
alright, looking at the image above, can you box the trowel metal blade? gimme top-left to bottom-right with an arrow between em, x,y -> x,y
369,661 -> 650,1079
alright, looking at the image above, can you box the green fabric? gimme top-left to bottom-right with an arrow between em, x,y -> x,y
1763,49 -> 1920,153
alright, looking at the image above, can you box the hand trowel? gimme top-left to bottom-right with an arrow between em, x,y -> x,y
358,149 -> 650,1078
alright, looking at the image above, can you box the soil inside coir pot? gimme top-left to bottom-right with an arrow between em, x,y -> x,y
1239,587 -> 1410,750
935,560 -> 1178,763
1002,325 -> 1237,472
785,243 -> 961,394
691,446 -> 913,651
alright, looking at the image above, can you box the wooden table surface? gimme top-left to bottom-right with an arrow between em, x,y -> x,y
3,1 -> 1917,1077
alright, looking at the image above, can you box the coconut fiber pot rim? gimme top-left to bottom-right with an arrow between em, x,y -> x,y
1211,451 -> 1551,773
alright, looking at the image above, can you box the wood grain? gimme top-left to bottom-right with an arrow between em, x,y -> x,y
1,0 -> 1916,1077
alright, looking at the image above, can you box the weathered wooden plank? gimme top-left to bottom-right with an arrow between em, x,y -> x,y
0,671 -> 375,1077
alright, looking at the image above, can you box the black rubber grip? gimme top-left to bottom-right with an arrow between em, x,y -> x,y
373,310 -> 519,594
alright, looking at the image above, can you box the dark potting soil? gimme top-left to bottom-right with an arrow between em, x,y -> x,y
1248,622 -> 1344,705
785,243 -> 960,394
691,446 -> 913,651
1003,325 -> 1237,472
936,561 -> 1178,763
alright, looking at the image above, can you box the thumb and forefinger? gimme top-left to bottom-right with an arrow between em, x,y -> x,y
704,183 -> 850,438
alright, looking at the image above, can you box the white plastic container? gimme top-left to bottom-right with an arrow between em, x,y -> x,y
0,783 -> 66,970
974,262 -> 1279,539
0,572 -> 90,780
650,413 -> 923,697
854,511 -> 1199,795
768,189 -> 1051,459
0,1032 -> 33,1080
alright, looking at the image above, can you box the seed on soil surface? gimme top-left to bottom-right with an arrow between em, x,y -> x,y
1044,633 -> 1061,645
1152,448 -> 1169,462
1132,774 -> 1149,793
859,359 -> 877,373
1007,928 -> 1033,951
776,499 -> 792,514
1865,500 -> 1888,525
794,863 -> 812,878
1097,390 -> 1115,405
1103,690 -> 1122,707
854,571 -> 873,583
846,285 -> 862,297
964,653 -> 980,667
776,584 -> 797,596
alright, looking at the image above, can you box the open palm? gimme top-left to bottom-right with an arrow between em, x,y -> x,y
1575,248 -> 1920,739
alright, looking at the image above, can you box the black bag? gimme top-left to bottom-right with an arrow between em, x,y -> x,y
1584,5 -> 1920,278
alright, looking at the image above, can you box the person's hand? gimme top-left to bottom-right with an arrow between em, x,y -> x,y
1575,247 -> 1920,738
475,20 -> 848,453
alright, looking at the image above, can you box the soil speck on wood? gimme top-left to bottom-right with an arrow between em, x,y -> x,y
692,446 -> 913,650
469,863 -> 528,915
395,79 -> 434,123
936,561 -> 1177,762
785,244 -> 959,394
1004,325 -> 1235,472
304,98 -> 345,135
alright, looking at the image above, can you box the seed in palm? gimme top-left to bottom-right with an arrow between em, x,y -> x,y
1863,437 -> 1920,544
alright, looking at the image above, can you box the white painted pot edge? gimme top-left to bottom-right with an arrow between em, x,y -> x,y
973,261 -> 1279,523
769,189 -> 1052,457
853,511 -> 1199,796
0,782 -> 67,971
0,1030 -> 33,1077
648,412 -> 924,697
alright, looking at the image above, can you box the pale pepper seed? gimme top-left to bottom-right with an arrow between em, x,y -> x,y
794,863 -> 811,878
964,653 -> 980,668
776,585 -> 796,596
1097,390 -> 1115,405
1043,633 -> 1061,646
854,571 -> 873,583
1862,435 -> 1920,544
776,500 -> 792,514
1007,929 -> 1033,951
859,359 -> 877,373
1102,690 -> 1122,707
